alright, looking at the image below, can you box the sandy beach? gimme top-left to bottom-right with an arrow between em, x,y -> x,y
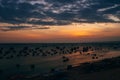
9,56 -> 120,80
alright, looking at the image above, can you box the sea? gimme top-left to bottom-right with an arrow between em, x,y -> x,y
0,42 -> 120,80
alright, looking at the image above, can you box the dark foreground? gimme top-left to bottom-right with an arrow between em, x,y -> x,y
8,56 -> 120,80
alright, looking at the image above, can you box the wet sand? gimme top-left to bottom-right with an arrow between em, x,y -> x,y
10,56 -> 120,80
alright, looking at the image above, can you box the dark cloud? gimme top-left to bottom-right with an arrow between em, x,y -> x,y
0,25 -> 30,31
0,0 -> 120,27
0,25 -> 50,31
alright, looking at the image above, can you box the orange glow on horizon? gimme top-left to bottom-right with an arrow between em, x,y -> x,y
0,23 -> 120,43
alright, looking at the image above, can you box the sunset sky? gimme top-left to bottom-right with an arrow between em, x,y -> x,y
0,0 -> 120,43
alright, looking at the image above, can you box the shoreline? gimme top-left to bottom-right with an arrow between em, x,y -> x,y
9,56 -> 120,80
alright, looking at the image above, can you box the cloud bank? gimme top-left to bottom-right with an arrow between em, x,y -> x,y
0,0 -> 120,31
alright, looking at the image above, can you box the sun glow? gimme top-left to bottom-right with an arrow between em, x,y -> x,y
0,22 -> 120,43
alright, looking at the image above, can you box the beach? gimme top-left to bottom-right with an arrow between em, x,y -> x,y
0,42 -> 120,80
24,56 -> 120,80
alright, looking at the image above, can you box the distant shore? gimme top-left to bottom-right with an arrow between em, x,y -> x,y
0,41 -> 120,44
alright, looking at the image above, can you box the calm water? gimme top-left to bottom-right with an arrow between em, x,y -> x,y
0,42 -> 120,80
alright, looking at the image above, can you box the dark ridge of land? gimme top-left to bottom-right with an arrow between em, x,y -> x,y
9,56 -> 120,80
0,41 -> 120,45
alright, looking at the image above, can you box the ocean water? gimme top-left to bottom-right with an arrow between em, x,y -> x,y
0,42 -> 120,80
